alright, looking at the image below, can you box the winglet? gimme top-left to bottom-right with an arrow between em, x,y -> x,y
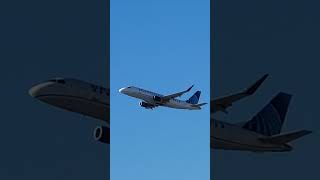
187,85 -> 194,92
245,74 -> 269,95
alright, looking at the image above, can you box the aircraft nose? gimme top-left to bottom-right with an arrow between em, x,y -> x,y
119,88 -> 126,93
28,85 -> 42,98
29,83 -> 52,98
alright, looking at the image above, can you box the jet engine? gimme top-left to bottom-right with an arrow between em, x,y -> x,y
93,126 -> 110,144
139,101 -> 154,109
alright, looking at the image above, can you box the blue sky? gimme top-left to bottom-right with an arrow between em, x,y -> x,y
110,0 -> 210,179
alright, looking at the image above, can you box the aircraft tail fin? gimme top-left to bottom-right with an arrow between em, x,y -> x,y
186,91 -> 201,104
242,92 -> 292,136
259,130 -> 312,144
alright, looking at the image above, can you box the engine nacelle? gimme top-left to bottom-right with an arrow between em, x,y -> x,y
153,95 -> 162,102
139,101 -> 148,107
139,101 -> 154,109
140,101 -> 153,108
93,126 -> 110,144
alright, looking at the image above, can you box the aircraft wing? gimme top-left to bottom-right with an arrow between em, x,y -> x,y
211,74 -> 268,114
161,85 -> 194,102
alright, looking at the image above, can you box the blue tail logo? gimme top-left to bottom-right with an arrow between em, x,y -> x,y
186,91 -> 201,104
242,92 -> 292,136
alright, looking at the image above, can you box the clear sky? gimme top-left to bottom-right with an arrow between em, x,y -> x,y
111,0 -> 210,180
212,0 -> 319,179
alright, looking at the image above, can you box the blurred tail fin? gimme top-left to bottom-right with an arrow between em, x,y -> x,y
242,92 -> 292,136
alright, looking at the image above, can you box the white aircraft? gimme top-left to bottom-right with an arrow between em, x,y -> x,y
119,85 -> 207,110
29,77 -> 110,144
211,74 -> 311,152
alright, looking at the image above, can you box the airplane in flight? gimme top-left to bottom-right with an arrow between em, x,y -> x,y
119,85 -> 207,110
29,77 -> 110,144
211,74 -> 311,152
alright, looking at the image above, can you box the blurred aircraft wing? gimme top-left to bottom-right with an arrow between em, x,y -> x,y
211,74 -> 268,114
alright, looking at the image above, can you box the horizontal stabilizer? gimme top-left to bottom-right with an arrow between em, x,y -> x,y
259,130 -> 312,144
191,102 -> 207,107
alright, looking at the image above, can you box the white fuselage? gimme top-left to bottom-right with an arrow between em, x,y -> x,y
29,78 -> 109,126
211,119 -> 292,152
119,86 -> 200,110
29,78 -> 110,179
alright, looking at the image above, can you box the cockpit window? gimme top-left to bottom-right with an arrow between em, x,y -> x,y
48,78 -> 65,84
127,86 -> 132,88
